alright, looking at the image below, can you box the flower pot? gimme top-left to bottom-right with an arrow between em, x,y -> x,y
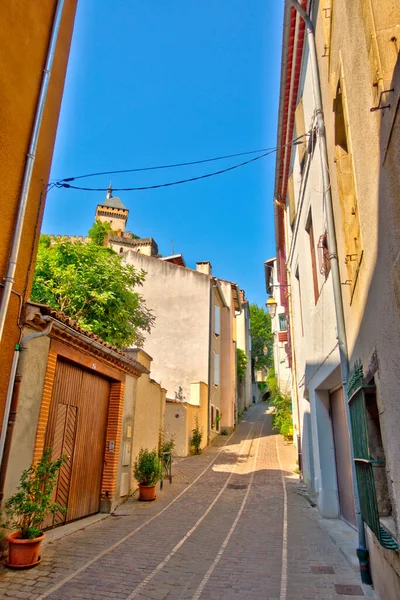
139,484 -> 157,501
6,532 -> 44,569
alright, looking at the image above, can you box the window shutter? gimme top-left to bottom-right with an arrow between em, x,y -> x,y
214,352 -> 220,386
214,305 -> 221,335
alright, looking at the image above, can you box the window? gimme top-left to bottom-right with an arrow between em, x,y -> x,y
347,363 -> 397,550
317,233 -> 331,279
295,98 -> 307,175
295,267 -> 304,337
334,80 -> 363,302
306,211 -> 319,304
265,262 -> 274,295
287,174 -> 296,228
278,313 -> 287,332
214,305 -> 221,336
213,352 -> 220,386
216,408 -> 220,432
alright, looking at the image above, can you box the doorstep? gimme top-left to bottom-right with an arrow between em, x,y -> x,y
43,513 -> 109,546
318,515 -> 360,571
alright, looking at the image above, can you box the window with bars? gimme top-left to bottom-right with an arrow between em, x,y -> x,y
347,361 -> 398,550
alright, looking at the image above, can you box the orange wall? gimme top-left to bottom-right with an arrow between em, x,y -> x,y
0,1 -> 77,424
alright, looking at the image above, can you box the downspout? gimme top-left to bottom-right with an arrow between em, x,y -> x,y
207,280 -> 215,445
0,0 -> 65,342
0,318 -> 53,499
286,0 -> 371,584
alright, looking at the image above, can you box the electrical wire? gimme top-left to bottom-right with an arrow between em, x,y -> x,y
58,147 -> 278,183
53,135 -> 308,193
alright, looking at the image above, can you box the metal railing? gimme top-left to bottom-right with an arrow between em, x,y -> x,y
160,451 -> 172,491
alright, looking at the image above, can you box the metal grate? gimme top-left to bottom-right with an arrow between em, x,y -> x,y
335,584 -> 364,596
310,566 -> 335,574
347,361 -> 398,551
227,484 -> 248,490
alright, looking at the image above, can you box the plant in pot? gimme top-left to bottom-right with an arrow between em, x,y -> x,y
133,448 -> 162,501
1,448 -> 66,569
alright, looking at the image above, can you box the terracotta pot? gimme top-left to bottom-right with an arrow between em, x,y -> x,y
6,531 -> 44,569
139,484 -> 157,501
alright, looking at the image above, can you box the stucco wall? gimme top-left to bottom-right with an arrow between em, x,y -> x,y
128,350 -> 166,487
210,287 -> 223,438
315,0 -> 400,543
284,28 -> 344,517
236,302 -> 252,411
123,252 -> 211,405
2,330 -> 50,502
0,1 -> 77,434
116,374 -> 137,503
219,281 -> 237,430
165,402 -> 187,457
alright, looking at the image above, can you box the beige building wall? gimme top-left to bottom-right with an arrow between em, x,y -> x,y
164,384 -> 208,457
210,286 -> 224,440
2,330 -> 50,502
219,281 -> 240,430
236,299 -> 252,412
126,349 -> 166,487
305,3 -> 400,597
122,251 -> 211,405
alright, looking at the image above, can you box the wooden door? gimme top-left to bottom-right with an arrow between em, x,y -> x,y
330,387 -> 356,527
45,359 -> 110,524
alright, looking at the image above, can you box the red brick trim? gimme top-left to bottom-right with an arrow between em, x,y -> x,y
33,349 -> 57,463
101,381 -> 125,500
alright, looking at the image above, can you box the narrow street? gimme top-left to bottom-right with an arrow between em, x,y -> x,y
0,404 -> 375,600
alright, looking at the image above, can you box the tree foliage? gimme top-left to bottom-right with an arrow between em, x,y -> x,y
31,235 -> 154,348
266,368 -> 293,440
88,219 -> 112,246
236,348 -> 248,383
249,303 -> 273,370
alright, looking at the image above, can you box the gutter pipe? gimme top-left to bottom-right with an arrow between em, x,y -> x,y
286,0 -> 371,584
0,0 -> 65,342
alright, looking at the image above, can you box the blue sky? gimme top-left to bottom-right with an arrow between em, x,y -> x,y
44,1 -> 284,306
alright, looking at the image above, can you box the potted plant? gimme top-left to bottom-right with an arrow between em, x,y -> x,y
2,448 -> 66,569
133,448 -> 162,501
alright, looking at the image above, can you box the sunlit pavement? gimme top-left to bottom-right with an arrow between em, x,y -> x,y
0,404 -> 377,600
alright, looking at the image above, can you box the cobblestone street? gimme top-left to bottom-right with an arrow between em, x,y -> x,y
0,404 -> 377,600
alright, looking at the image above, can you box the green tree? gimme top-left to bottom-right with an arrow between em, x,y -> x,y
236,348 -> 248,383
88,219 -> 112,246
31,235 -> 154,348
249,303 -> 273,370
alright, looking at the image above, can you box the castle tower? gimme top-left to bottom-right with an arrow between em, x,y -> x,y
95,184 -> 129,233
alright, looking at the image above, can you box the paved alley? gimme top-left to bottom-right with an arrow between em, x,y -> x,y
0,404 -> 376,600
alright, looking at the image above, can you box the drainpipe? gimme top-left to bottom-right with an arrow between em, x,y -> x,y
286,0 -> 371,584
0,318 -> 53,499
0,0 -> 65,342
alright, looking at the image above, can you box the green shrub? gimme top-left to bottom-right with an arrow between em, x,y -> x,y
133,448 -> 162,486
266,368 -> 293,440
190,416 -> 203,454
2,449 -> 66,539
158,428 -> 175,456
236,348 -> 248,383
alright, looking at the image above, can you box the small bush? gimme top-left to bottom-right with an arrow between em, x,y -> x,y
190,416 -> 203,454
266,368 -> 293,441
220,428 -> 229,436
2,448 -> 66,539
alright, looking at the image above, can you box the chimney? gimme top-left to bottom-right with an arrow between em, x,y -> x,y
196,261 -> 212,276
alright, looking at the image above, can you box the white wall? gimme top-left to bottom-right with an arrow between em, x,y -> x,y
123,251 -> 211,405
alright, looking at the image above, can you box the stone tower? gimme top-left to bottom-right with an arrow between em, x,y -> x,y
95,184 -> 129,233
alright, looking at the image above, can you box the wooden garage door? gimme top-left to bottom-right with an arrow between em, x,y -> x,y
330,387 -> 356,527
44,359 -> 110,524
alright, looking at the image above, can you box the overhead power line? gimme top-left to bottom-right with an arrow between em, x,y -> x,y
58,147 -> 278,183
53,135 -> 308,193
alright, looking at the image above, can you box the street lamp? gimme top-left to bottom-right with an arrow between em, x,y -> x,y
263,346 -> 268,356
265,295 -> 278,319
